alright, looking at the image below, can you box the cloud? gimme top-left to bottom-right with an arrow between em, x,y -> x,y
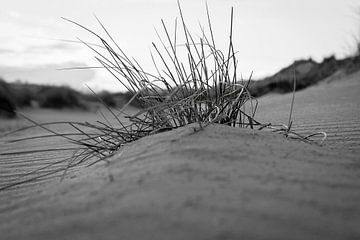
0,62 -> 96,90
8,10 -> 21,19
0,43 -> 79,55
23,42 -> 80,54
0,48 -> 16,54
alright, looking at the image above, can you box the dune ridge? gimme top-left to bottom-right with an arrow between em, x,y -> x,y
1,123 -> 360,240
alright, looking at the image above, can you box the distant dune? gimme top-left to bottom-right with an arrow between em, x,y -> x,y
249,55 -> 360,97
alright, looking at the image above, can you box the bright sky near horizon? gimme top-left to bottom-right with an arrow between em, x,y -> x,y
0,0 -> 359,92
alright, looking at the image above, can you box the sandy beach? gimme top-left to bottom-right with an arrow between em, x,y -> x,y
0,71 -> 359,240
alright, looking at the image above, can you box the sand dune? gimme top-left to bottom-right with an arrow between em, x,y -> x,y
0,71 -> 359,239
256,70 -> 360,154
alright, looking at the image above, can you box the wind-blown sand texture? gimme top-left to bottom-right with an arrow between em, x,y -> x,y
0,71 -> 359,240
256,70 -> 360,154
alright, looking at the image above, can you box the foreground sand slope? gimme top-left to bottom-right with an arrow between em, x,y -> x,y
1,71 -> 359,239
1,123 -> 359,240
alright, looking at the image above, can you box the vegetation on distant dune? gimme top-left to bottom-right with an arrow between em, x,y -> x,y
10,83 -> 35,108
0,78 -> 16,118
37,86 -> 85,109
2,79 -> 144,110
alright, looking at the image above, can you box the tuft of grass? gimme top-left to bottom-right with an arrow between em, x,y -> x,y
0,3 -> 327,191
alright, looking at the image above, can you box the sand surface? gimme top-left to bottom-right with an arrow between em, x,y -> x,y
0,71 -> 359,240
256,70 -> 360,154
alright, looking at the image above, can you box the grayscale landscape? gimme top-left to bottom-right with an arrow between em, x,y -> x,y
1,0 -> 359,239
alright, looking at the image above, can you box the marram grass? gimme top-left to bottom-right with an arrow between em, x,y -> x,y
0,3 -> 326,190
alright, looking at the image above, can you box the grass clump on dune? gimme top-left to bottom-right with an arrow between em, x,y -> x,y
0,3 -> 327,190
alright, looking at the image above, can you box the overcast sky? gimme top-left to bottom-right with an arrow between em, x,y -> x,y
0,0 -> 359,92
